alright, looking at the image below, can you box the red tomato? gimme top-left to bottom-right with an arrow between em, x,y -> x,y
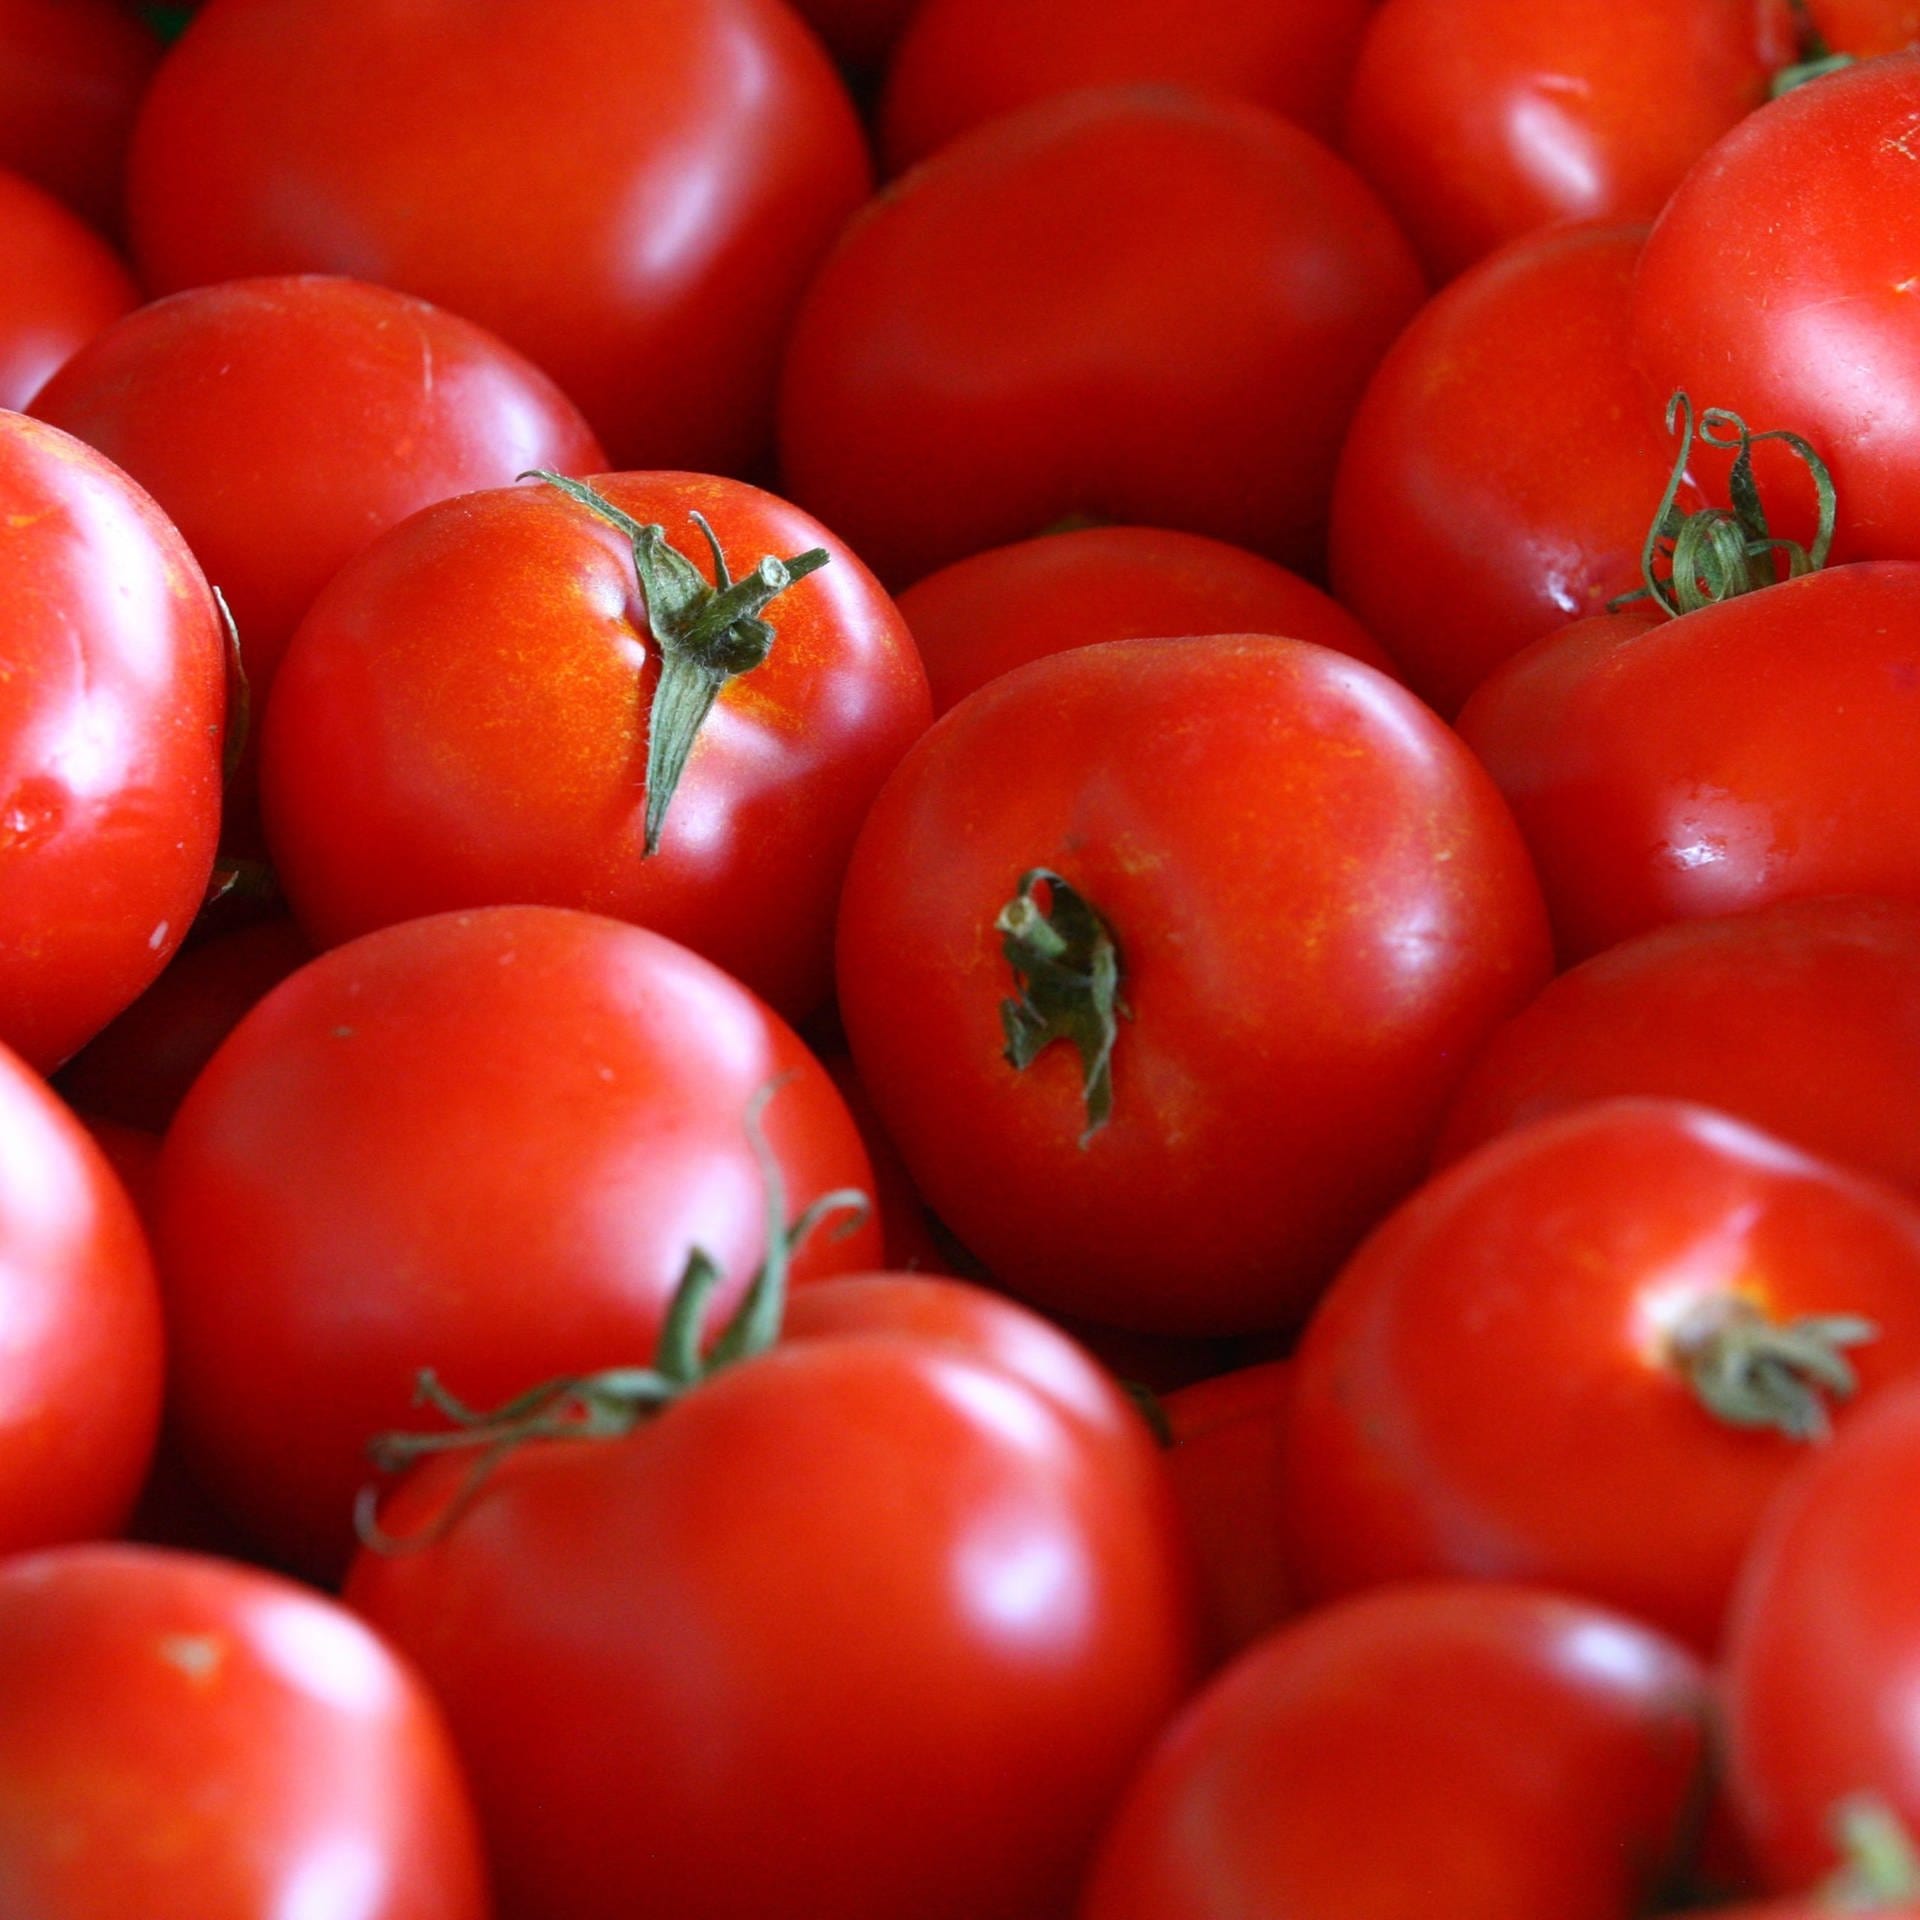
348,1309 -> 1199,1920
1079,1582 -> 1712,1920
818,1054 -> 954,1273
153,905 -> 883,1577
32,276 -> 606,709
836,635 -> 1551,1335
1435,895 -> 1920,1204
778,88 -> 1425,586
897,523 -> 1394,718
0,1544 -> 488,1918
1328,222 -> 1705,716
878,0 -> 1372,170
0,1040 -> 161,1554
259,471 -> 930,1024
1807,0 -> 1920,51
1459,565 -> 1920,959
1633,55 -> 1920,565
787,0 -> 919,70
127,0 -> 869,474
1344,0 -> 1792,280
1284,1098 -> 1920,1650
0,411 -> 225,1072
0,169 -> 134,412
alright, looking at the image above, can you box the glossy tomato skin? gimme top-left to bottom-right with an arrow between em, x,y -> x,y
836,635 -> 1552,1335
1807,0 -> 1920,50
348,1336 -> 1200,1920
779,89 -> 1426,586
259,472 -> 930,1024
878,0 -> 1372,169
0,1544 -> 488,1919
1283,1099 -> 1920,1650
1634,55 -> 1920,565
1344,0 -> 1792,280
0,1040 -> 162,1554
127,0 -> 869,474
154,905 -> 882,1578
1436,896 -> 1920,1201
897,523 -> 1394,718
1461,568 -> 1920,959
1079,1582 -> 1712,1920
0,412 -> 225,1072
32,276 -> 606,707
1329,223 -> 1699,716
0,170 -> 134,412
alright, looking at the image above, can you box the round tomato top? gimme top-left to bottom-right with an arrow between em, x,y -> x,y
0,169 -> 134,412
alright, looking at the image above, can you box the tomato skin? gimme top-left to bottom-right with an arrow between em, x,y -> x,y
1436,895 -> 1920,1203
259,472 -> 930,1025
32,276 -> 606,708
836,635 -> 1552,1335
127,0 -> 870,474
1079,1582 -> 1711,1920
348,1336 -> 1200,1920
0,170 -> 134,413
1806,0 -> 1920,51
1329,223 -> 1701,716
878,0 -> 1372,170
779,88 -> 1425,586
0,412 -> 225,1072
897,524 -> 1394,718
153,905 -> 882,1578
0,1544 -> 488,1919
1284,1098 -> 1920,1651
1344,0 -> 1792,280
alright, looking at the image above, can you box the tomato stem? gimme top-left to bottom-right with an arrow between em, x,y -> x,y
1824,1796 -> 1920,1906
1666,1294 -> 1875,1441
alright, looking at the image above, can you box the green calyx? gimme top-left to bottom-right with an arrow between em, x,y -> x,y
996,869 -> 1127,1147
522,471 -> 830,855
1773,0 -> 1855,96
1824,1797 -> 1920,1909
1667,1294 -> 1876,1442
355,1082 -> 869,1554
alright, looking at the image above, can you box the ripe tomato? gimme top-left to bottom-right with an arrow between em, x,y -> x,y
1807,0 -> 1920,51
32,275 -> 606,710
1344,0 -> 1792,280
1436,895 -> 1920,1203
153,905 -> 882,1576
836,635 -> 1551,1335
896,523 -> 1394,718
127,0 -> 870,473
0,411 -> 225,1072
1284,1098 -> 1920,1650
778,88 -> 1425,586
1080,1582 -> 1713,1920
259,471 -> 930,1023
0,169 -> 134,412
0,1543 -> 488,1918
787,0 -> 919,70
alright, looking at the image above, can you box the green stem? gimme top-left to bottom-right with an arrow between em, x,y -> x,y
1825,1797 -> 1920,1908
1667,1295 -> 1876,1441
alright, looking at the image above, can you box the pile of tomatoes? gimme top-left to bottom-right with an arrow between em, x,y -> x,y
10,0 -> 1920,1913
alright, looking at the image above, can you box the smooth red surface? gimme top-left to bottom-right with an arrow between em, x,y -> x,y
0,1545 -> 488,1919
1807,0 -> 1920,50
779,88 -> 1425,586
153,905 -> 882,1577
127,0 -> 870,473
836,635 -> 1552,1335
260,472 -> 930,1024
0,412 -> 225,1072
0,170 -> 134,412
898,524 -> 1394,718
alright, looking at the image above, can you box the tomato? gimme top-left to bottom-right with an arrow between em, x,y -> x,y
0,411 -> 225,1072
1284,1098 -> 1920,1650
347,1292 -> 1199,1920
127,0 -> 869,474
1328,222 -> 1706,716
258,471 -> 930,1024
1633,54 -> 1920,565
896,523 -> 1394,719
818,1053 -> 955,1273
153,904 -> 883,1577
787,0 -> 919,70
0,170 -> 134,413
32,275 -> 606,713
778,88 -> 1425,587
1343,0 -> 1792,280
0,1543 -> 488,1918
835,634 -> 1551,1335
1436,896 -> 1920,1202
877,0 -> 1372,171
1079,1582 -> 1712,1920
0,1039 -> 161,1555
1807,0 -> 1920,51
